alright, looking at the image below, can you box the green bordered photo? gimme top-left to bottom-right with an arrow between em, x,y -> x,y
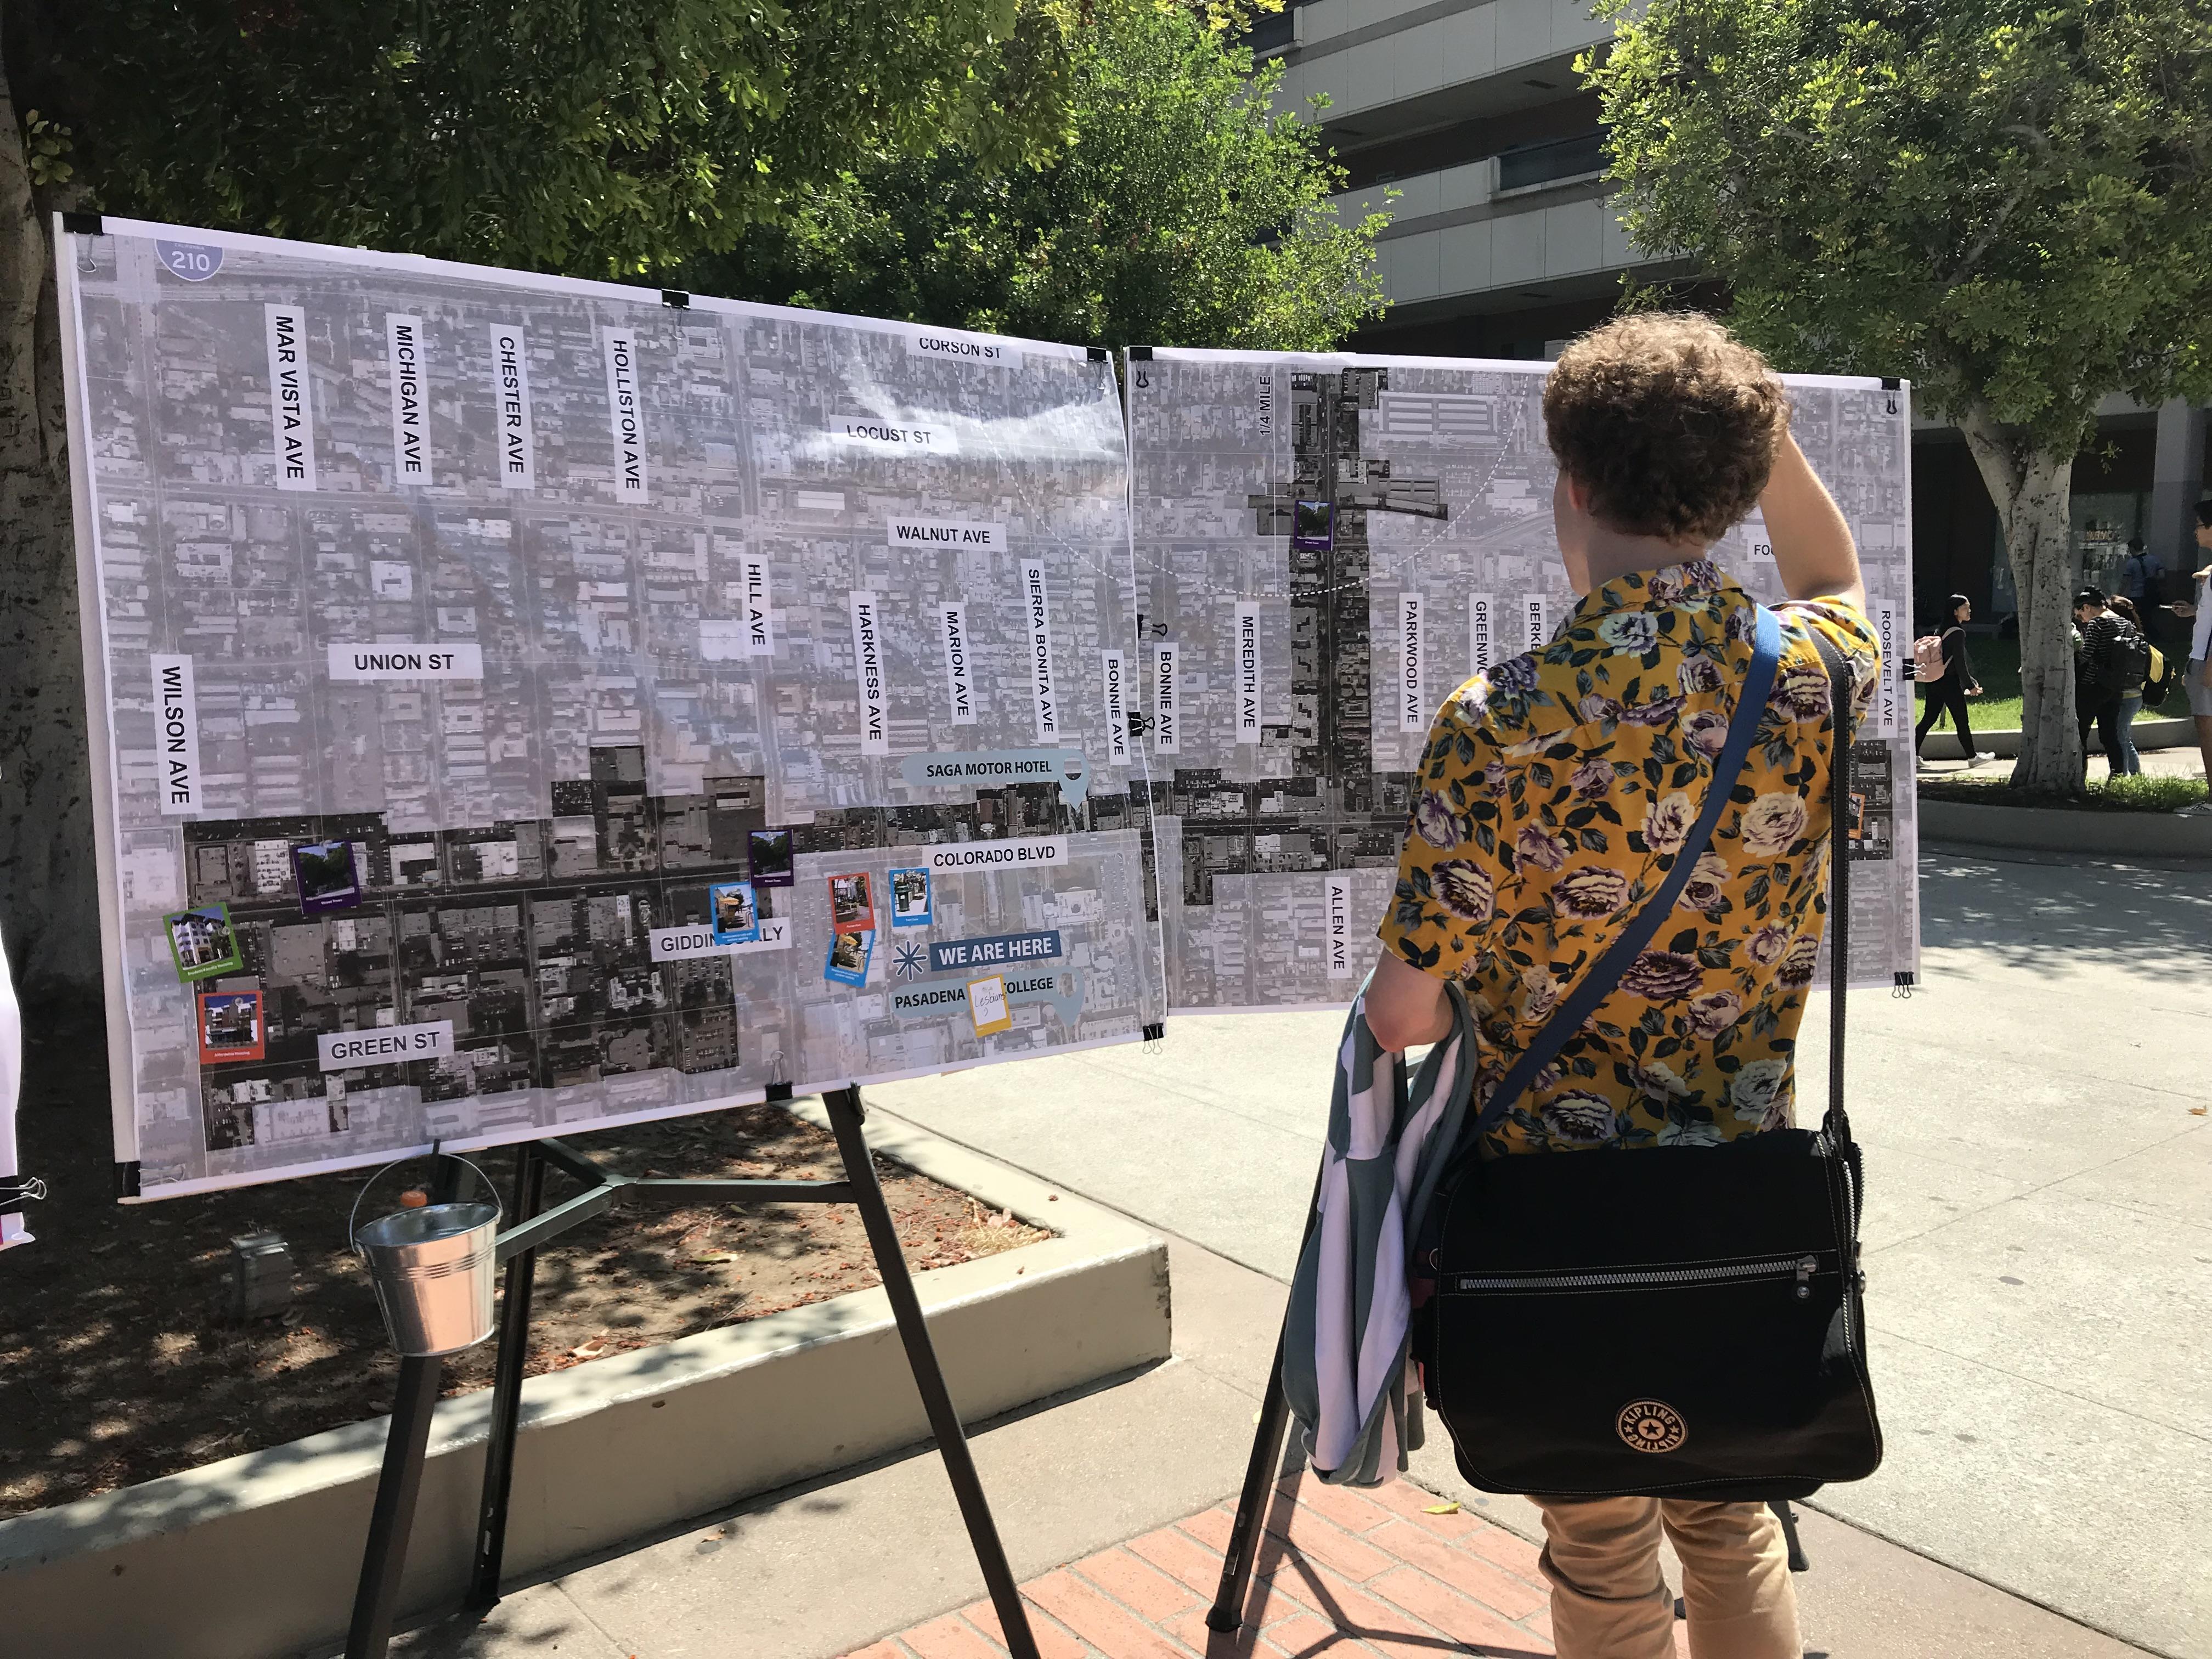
164,902 -> 244,982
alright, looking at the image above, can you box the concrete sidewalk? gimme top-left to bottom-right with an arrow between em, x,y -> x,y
384,1235 -> 2148,1659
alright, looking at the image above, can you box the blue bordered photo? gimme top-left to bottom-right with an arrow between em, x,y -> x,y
709,880 -> 760,945
889,867 -> 932,928
825,928 -> 873,987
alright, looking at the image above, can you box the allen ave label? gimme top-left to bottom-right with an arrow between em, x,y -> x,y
889,518 -> 1005,554
318,1019 -> 454,1071
1521,593 -> 1551,653
1234,601 -> 1263,744
385,314 -> 430,482
1398,592 -> 1426,733
150,653 -> 204,817
648,916 -> 793,961
939,603 -> 977,726
327,644 -> 484,681
1153,642 -> 1181,754
1324,873 -> 1355,979
906,328 -> 1021,369
849,590 -> 891,755
489,324 -> 535,489
741,555 -> 775,656
1468,593 -> 1498,675
924,835 -> 1069,873
828,418 -> 957,454
601,329 -> 648,499
1020,559 -> 1059,742
264,304 -> 317,492
1101,650 -> 1129,766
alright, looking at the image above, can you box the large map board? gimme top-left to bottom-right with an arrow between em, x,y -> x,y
61,219 -> 1163,1198
1124,348 -> 1919,1012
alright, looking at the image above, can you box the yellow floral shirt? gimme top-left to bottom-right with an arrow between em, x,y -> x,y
1378,560 -> 1880,1154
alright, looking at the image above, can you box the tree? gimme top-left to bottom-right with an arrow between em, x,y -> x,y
691,3 -> 1387,352
1592,0 -> 2212,791
0,1 -> 1075,990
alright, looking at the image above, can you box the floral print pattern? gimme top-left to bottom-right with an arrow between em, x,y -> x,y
1378,561 -> 1880,1154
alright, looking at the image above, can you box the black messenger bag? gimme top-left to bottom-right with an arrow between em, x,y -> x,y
1415,616 -> 1882,1502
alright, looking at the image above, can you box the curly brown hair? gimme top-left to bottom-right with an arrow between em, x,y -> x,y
1543,313 -> 1786,544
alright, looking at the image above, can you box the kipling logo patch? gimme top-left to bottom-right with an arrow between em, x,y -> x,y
1616,1400 -> 1688,1453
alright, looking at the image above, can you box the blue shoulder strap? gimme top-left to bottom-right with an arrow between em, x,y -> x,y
1469,602 -> 1784,1136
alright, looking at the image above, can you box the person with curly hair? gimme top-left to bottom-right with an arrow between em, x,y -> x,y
1363,312 -> 1878,1659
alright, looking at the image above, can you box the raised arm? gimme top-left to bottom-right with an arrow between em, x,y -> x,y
1760,430 -> 1864,611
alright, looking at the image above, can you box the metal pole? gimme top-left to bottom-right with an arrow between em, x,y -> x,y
344,1153 -> 467,1658
821,1087 -> 1043,1659
468,1142 -> 548,1610
1770,1499 -> 1811,1573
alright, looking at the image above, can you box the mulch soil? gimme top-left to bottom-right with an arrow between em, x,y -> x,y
0,997 -> 1052,1521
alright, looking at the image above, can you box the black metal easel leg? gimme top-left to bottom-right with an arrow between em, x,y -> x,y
345,1346 -> 445,1657
468,1142 -> 548,1611
822,1086 -> 1042,1659
1206,1334 -> 1295,1633
1770,1499 -> 1810,1572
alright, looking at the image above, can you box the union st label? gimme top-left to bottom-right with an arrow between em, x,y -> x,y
601,329 -> 647,498
150,653 -> 202,816
326,644 -> 484,681
385,314 -> 429,482
264,304 -> 317,492
849,590 -> 890,756
489,324 -> 535,489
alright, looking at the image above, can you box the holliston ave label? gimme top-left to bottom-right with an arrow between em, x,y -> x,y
489,324 -> 535,488
1234,601 -> 1263,744
319,1019 -> 453,1071
849,591 -> 890,755
386,314 -> 430,482
1020,560 -> 1058,742
327,644 -> 484,681
601,329 -> 647,498
264,305 -> 317,492
1398,593 -> 1426,733
150,653 -> 202,817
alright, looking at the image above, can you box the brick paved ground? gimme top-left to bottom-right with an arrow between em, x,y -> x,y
848,1474 -> 1692,1658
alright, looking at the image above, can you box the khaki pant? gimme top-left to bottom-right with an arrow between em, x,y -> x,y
1533,1496 -> 1802,1659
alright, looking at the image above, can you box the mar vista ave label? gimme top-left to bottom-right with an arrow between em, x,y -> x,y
264,304 -> 317,492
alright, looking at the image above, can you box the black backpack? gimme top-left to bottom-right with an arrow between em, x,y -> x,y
2111,621 -> 2152,691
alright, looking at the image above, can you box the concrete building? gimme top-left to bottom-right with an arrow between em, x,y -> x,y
1255,0 -> 2210,616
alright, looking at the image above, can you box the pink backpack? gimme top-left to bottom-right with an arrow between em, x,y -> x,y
1911,634 -> 1946,683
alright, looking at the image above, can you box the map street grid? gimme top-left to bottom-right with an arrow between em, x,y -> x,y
1126,348 -> 1919,1013
62,219 -> 1164,1198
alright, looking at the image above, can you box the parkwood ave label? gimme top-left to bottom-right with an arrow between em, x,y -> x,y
264,305 -> 317,492
1469,594 -> 1497,674
327,645 -> 484,681
1020,560 -> 1059,742
923,835 -> 1069,873
889,518 -> 1005,552
490,325 -> 535,488
939,604 -> 976,725
601,330 -> 647,498
849,591 -> 890,755
386,314 -> 429,481
1399,593 -> 1426,732
1154,644 -> 1180,754
1102,650 -> 1129,765
318,1019 -> 454,1071
907,329 -> 1021,369
1325,873 -> 1355,979
150,653 -> 202,816
1235,602 -> 1263,744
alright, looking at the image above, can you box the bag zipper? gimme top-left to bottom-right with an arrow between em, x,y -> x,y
1451,1255 -> 1822,1299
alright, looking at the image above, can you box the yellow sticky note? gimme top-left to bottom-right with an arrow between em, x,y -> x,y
967,973 -> 1014,1036
1422,1501 -> 1462,1515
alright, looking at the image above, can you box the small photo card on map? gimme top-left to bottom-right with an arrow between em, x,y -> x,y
748,828 -> 795,888
1291,499 -> 1334,551
827,872 -> 875,934
709,881 -> 760,945
291,839 -> 363,916
825,928 -> 874,988
966,974 -> 1013,1036
198,989 -> 266,1064
165,903 -> 243,982
890,868 -> 932,928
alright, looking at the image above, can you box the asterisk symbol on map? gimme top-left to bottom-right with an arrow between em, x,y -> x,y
893,941 -> 926,979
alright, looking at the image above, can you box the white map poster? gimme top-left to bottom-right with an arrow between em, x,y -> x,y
1124,348 -> 1918,1013
60,218 -> 1163,1199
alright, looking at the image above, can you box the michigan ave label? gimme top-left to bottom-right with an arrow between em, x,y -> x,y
385,314 -> 429,481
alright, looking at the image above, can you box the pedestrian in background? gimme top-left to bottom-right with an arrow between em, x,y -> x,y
2073,587 -> 2135,781
2119,536 -> 2161,639
2108,596 -> 2151,776
1914,593 -> 1990,765
2166,501 -> 2212,816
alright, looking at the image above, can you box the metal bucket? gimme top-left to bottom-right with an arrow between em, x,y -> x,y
349,1159 -> 501,1358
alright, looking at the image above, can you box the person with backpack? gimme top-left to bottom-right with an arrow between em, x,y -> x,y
1912,594 -> 1990,765
2108,596 -> 2161,775
1362,313 -> 1878,1659
2166,500 -> 2212,816
2075,587 -> 2147,781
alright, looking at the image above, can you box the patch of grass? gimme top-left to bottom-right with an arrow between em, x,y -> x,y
1917,772 -> 2209,813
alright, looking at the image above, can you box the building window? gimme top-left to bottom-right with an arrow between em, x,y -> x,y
1497,130 -> 1607,193
1245,10 -> 1295,56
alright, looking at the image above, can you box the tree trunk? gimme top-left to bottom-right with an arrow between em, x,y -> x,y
0,50 -> 99,992
1955,408 -> 2083,794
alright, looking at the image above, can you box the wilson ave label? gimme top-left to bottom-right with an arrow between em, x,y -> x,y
264,305 -> 317,492
150,653 -> 203,816
385,314 -> 430,482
